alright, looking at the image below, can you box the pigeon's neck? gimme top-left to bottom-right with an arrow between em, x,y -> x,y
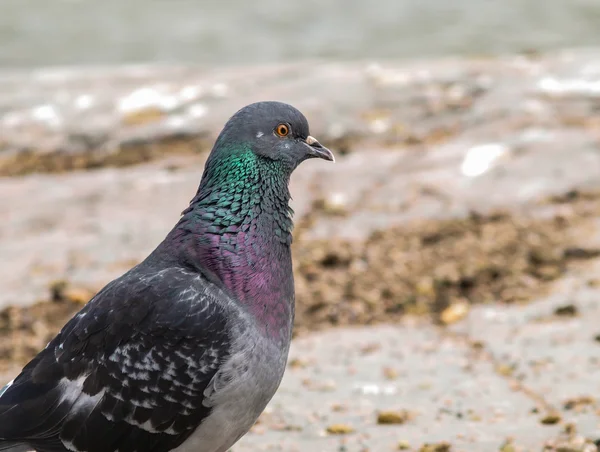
167,148 -> 295,341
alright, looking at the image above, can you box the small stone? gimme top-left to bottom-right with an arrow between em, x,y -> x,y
563,396 -> 595,411
587,278 -> 600,287
499,438 -> 516,452
122,108 -> 165,126
564,422 -> 577,436
377,410 -> 413,425
288,357 -> 309,369
528,247 -> 561,265
49,280 -> 93,304
540,412 -> 562,425
469,412 -> 482,422
360,343 -> 381,355
439,302 -> 469,325
382,367 -> 399,380
470,340 -> 485,350
419,441 -> 451,452
275,424 -> 302,432
331,403 -> 347,412
302,378 -> 337,392
554,304 -> 578,317
314,193 -> 349,216
494,363 -> 515,377
415,278 -> 435,297
397,440 -> 411,450
326,424 -> 354,435
49,280 -> 69,302
63,287 -> 94,305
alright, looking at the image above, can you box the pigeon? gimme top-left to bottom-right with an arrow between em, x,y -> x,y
0,101 -> 334,452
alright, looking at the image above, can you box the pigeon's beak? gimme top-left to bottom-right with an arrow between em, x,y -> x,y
304,136 -> 335,162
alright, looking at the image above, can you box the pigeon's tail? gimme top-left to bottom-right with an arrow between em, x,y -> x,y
0,349 -> 71,452
0,383 -> 18,449
0,378 -> 66,452
0,382 -> 10,398
0,441 -> 31,452
0,383 -> 31,451
0,383 -> 18,450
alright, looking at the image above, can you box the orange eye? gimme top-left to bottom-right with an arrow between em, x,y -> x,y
275,123 -> 289,137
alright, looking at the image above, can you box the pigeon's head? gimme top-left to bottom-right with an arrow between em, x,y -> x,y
213,101 -> 334,172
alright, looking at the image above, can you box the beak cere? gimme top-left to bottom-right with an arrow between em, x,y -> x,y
305,135 -> 335,162
306,136 -> 319,146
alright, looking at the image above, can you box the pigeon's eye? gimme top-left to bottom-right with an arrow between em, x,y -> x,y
275,123 -> 290,137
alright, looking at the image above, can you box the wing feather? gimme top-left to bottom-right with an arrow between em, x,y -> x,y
0,265 -> 232,452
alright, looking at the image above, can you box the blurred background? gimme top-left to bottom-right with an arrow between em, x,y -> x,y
2,0 -> 600,67
3,1 -> 600,450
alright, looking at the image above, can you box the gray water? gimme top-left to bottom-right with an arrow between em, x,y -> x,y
1,0 -> 600,68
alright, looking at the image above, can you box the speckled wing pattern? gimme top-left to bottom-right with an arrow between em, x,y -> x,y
0,265 -> 231,452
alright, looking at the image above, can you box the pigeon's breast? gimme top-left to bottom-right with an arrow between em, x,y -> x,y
175,316 -> 290,452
